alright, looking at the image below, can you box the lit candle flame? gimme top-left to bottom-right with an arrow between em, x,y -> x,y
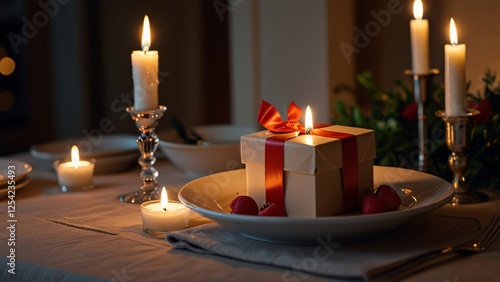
413,0 -> 423,20
305,106 -> 313,134
450,18 -> 458,46
141,15 -> 151,52
71,145 -> 80,168
160,187 -> 168,211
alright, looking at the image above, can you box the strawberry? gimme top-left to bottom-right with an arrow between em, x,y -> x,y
358,188 -> 374,209
259,202 -> 287,216
230,195 -> 259,215
375,184 -> 401,211
361,195 -> 385,214
360,194 -> 386,215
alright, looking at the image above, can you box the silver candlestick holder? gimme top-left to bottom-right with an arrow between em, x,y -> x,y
404,69 -> 439,172
119,105 -> 167,203
436,109 -> 488,205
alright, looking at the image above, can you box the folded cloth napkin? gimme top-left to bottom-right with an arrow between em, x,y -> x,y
166,214 -> 480,281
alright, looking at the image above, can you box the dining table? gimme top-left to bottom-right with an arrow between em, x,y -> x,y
1,149 -> 499,282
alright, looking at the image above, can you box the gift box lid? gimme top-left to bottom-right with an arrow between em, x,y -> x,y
241,125 -> 375,175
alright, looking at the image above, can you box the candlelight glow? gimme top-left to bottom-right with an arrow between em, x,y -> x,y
305,106 -> 313,133
413,0 -> 423,20
141,15 -> 151,51
450,18 -> 458,45
160,187 -> 168,210
71,145 -> 80,167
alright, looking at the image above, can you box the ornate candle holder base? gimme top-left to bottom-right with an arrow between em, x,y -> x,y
448,189 -> 489,206
118,189 -> 160,204
404,69 -> 439,173
118,105 -> 167,204
436,109 -> 489,205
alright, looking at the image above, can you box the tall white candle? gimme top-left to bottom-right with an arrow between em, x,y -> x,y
131,15 -> 159,111
445,18 -> 467,116
410,0 -> 429,74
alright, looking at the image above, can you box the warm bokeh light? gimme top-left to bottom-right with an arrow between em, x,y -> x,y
0,91 -> 14,111
0,57 -> 15,75
141,15 -> 151,51
0,47 -> 6,59
450,18 -> 458,45
413,0 -> 423,20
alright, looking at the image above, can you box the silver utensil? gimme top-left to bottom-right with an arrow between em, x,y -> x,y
172,117 -> 206,145
371,214 -> 500,282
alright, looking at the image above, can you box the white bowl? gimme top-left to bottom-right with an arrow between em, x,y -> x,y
158,124 -> 256,177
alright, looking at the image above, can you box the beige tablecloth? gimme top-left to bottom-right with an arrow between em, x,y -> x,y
1,153 -> 499,282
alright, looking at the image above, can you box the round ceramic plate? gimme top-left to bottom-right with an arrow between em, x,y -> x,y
0,160 -> 32,187
30,134 -> 139,174
179,167 -> 454,243
30,134 -> 138,160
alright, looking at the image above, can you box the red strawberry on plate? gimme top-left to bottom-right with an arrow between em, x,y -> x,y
375,184 -> 401,211
230,195 -> 259,215
359,189 -> 385,215
259,202 -> 287,216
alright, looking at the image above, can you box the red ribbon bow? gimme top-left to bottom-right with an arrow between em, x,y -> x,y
257,100 -> 304,133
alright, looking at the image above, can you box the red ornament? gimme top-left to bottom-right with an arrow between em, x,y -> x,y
401,102 -> 418,122
471,100 -> 494,125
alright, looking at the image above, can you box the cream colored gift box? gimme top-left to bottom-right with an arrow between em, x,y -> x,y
240,125 -> 376,217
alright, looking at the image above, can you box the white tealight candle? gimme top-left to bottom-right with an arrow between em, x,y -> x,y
445,18 -> 467,116
140,187 -> 190,237
54,145 -> 95,192
131,15 -> 159,111
410,0 -> 429,74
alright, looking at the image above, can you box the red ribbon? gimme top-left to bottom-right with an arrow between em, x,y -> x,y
258,100 -> 304,133
310,129 -> 358,213
264,134 -> 296,216
257,100 -> 360,215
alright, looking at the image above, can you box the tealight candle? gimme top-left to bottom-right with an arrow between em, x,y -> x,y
54,145 -> 95,192
140,187 -> 190,237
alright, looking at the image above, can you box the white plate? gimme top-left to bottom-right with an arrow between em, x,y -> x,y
0,176 -> 32,199
179,167 -> 454,243
30,134 -> 138,160
0,160 -> 32,187
30,134 -> 139,174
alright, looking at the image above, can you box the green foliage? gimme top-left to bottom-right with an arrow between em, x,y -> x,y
466,69 -> 500,189
333,70 -> 500,190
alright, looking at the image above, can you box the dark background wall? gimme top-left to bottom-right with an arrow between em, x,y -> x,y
0,0 -> 230,155
2,0 -> 500,156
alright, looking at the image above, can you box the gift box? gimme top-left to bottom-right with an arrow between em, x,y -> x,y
241,125 -> 376,217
